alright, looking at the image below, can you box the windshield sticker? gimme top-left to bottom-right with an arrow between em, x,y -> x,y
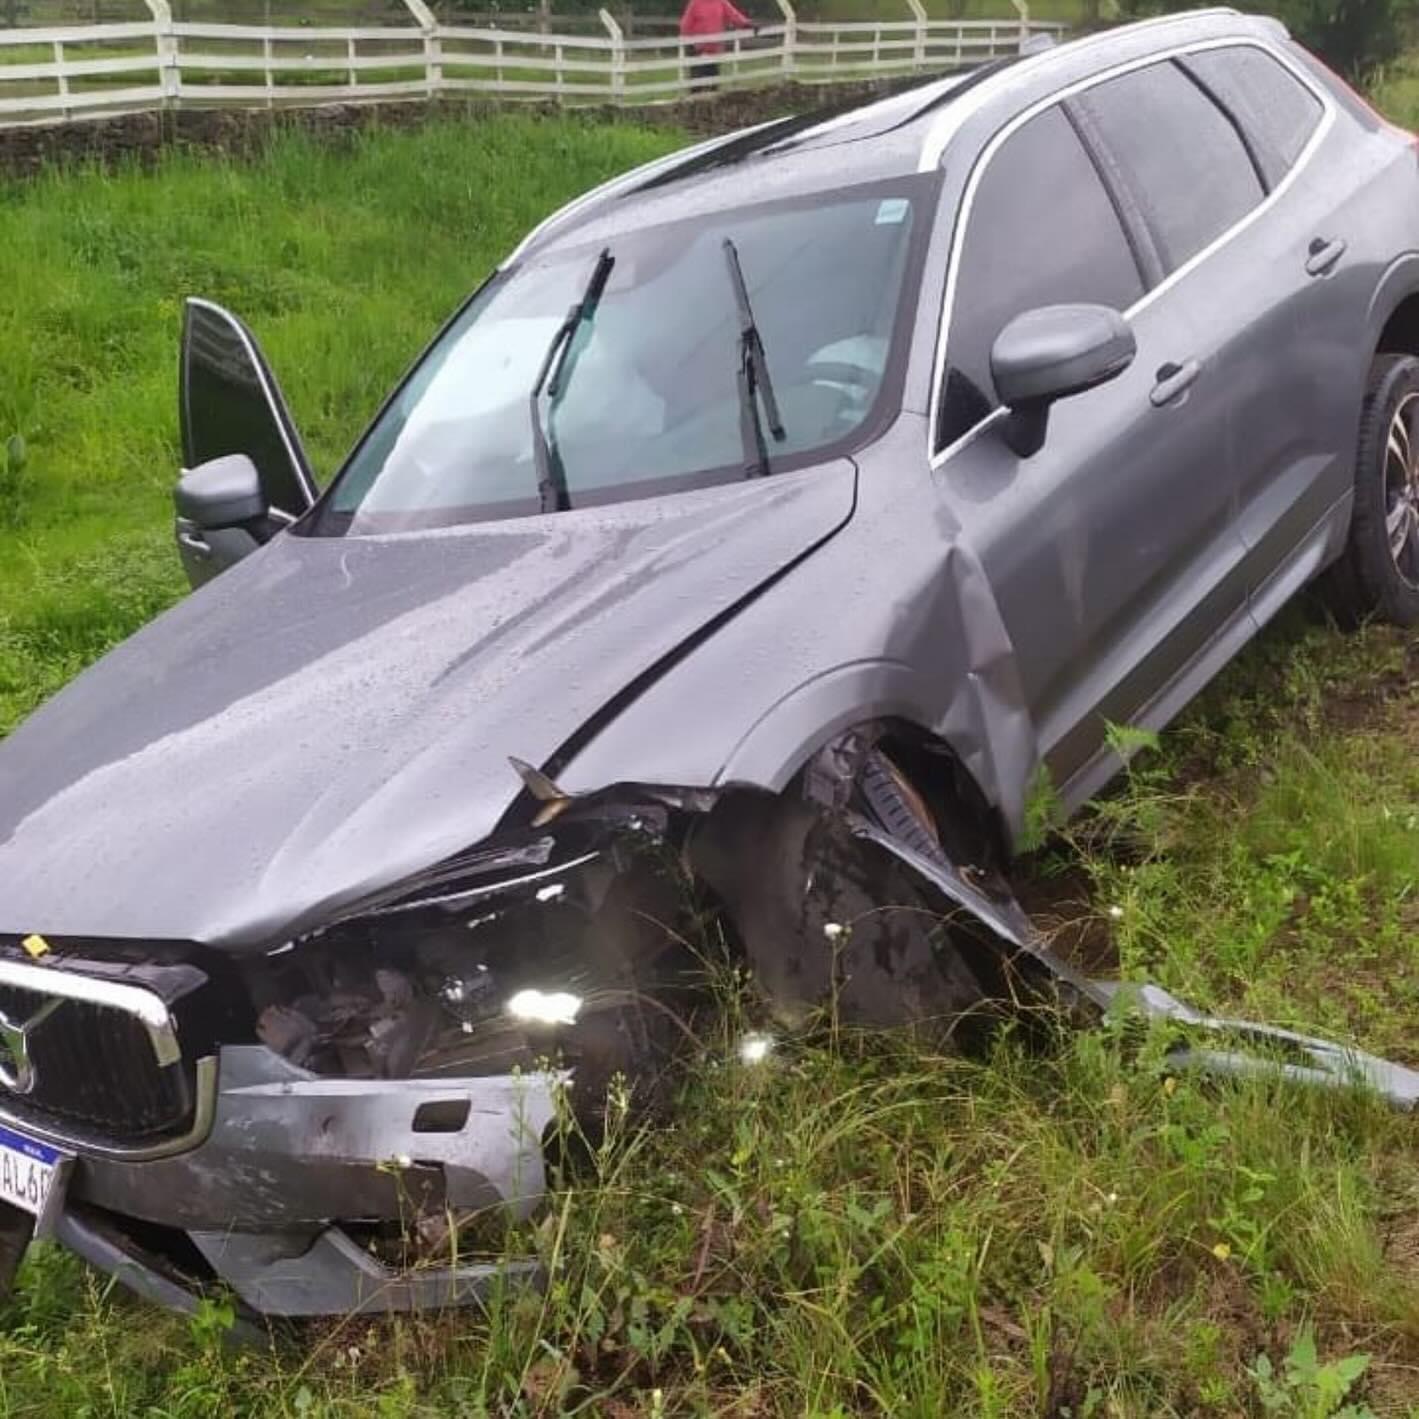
874,198 -> 910,226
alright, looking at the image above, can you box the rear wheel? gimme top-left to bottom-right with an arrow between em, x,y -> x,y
1333,354 -> 1419,627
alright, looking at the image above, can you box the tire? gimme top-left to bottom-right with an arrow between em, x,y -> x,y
1332,354 -> 1419,628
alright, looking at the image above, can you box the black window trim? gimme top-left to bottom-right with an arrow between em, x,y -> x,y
1060,97 -> 1167,289
1173,54 -> 1272,193
1177,45 -> 1327,191
1066,59 -> 1269,282
928,35 -> 1335,463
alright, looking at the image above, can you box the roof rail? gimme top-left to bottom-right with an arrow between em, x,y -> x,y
1107,6 -> 1240,29
1027,7 -> 1245,59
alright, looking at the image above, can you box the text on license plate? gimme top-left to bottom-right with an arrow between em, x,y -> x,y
0,1123 -> 62,1218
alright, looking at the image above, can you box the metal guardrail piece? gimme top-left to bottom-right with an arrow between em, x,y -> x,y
1096,981 -> 1419,1111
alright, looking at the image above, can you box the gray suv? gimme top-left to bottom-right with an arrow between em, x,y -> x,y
2,7 -> 1419,1322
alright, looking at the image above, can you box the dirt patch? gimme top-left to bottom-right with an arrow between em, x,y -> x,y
0,78 -> 925,179
1014,857 -> 1119,975
1383,1209 -> 1419,1289
1381,676 -> 1419,751
1322,630 -> 1419,738
1364,1205 -> 1419,1407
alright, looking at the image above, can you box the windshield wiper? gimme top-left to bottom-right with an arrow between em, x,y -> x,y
722,237 -> 786,478
529,246 -> 615,513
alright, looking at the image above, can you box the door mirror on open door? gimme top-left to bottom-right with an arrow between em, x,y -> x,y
990,303 -> 1136,457
176,298 -> 317,588
174,454 -> 268,590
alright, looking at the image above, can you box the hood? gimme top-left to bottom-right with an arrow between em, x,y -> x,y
0,464 -> 855,950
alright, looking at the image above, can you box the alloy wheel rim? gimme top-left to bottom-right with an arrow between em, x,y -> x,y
1384,392 -> 1419,590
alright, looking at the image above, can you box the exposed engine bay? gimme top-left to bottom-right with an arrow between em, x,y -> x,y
238,722 -> 1081,1105
244,819 -> 707,1119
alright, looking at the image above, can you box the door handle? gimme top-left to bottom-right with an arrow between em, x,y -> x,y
1305,236 -> 1347,277
1150,359 -> 1201,408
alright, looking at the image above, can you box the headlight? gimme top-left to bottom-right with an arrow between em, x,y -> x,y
505,988 -> 583,1027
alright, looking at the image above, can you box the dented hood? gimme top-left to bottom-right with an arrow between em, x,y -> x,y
0,465 -> 855,949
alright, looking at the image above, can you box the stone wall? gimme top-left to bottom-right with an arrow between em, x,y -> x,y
0,78 -> 922,179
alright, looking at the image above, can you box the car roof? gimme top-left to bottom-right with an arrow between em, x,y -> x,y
510,7 -> 1286,262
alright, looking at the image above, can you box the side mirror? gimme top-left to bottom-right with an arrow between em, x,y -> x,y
174,454 -> 269,589
990,304 -> 1136,457
176,298 -> 316,589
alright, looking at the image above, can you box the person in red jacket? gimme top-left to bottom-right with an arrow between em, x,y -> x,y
679,0 -> 754,88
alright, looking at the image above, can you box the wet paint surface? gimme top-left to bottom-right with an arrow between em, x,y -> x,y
0,466 -> 855,947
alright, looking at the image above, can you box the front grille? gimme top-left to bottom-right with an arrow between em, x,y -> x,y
0,970 -> 199,1145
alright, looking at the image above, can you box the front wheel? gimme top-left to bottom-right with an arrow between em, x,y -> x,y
1332,354 -> 1419,627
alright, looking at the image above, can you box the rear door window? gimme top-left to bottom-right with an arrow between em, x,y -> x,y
1181,45 -> 1324,189
939,103 -> 1145,448
1072,59 -> 1265,275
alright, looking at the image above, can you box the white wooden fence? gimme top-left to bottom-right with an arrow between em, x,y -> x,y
0,1 -> 1064,124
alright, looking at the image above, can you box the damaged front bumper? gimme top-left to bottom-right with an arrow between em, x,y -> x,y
5,737 -> 1419,1326
0,787 -> 696,1324
12,978 -> 1418,1331
3,1040 -> 559,1320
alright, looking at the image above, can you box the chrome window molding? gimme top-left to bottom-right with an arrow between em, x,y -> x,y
925,33 -> 1336,469
0,1054 -> 219,1162
0,955 -> 182,1067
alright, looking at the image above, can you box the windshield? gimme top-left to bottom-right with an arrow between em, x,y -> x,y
311,177 -> 932,535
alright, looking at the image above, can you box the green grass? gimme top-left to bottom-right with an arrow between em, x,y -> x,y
4,1015 -> 1417,1416
1375,53 -> 1419,128
1075,633 -> 1419,1066
3,96 -> 1419,1417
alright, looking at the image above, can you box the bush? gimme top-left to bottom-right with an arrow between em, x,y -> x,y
1117,0 -> 1404,79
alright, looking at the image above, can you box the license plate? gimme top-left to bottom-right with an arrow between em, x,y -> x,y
0,1122 -> 69,1232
